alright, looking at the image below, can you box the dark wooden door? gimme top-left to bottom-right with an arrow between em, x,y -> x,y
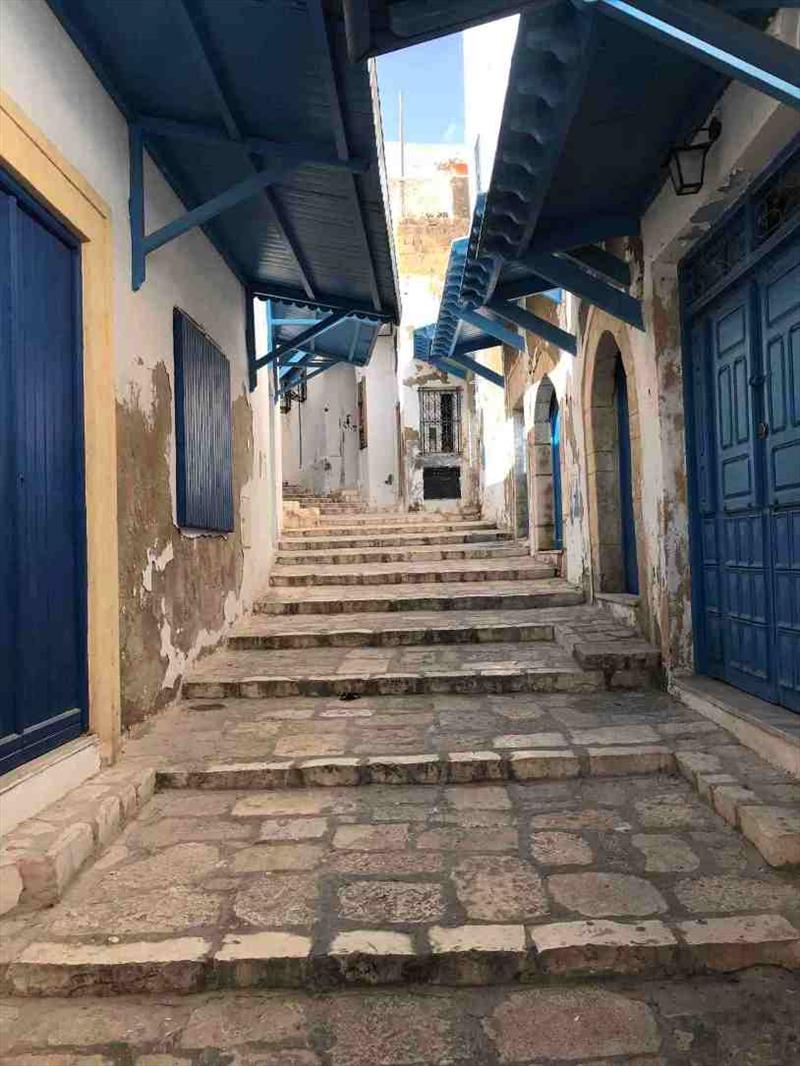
0,170 -> 87,772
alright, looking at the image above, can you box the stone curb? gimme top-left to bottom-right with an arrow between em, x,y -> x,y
182,666 -> 615,700
0,766 -> 156,917
676,750 -> 800,868
155,745 -> 677,790
279,530 -> 512,550
6,913 -> 798,997
275,544 -> 529,566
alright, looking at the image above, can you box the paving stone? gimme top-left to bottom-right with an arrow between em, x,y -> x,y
710,784 -> 763,826
676,751 -> 724,783
8,1001 -> 188,1046
338,881 -> 445,923
329,852 -> 444,875
258,818 -> 328,842
101,843 -> 221,888
632,835 -> 700,873
587,746 -> 675,776
452,856 -> 548,920
233,795 -> 330,818
329,929 -> 416,983
494,732 -> 567,748
531,919 -> 677,975
446,785 -> 511,810
327,993 -> 458,1066
529,809 -> 630,831
133,818 -> 253,847
508,750 -> 580,779
231,845 -> 324,872
0,859 -> 23,916
446,750 -> 504,782
634,798 -> 698,829
50,886 -> 222,935
571,725 -> 660,746
530,831 -> 594,866
674,876 -> 800,915
17,823 -> 94,906
8,938 -> 210,996
428,924 -> 526,984
417,827 -> 519,852
332,824 -> 409,851
181,997 -> 307,1047
739,806 -> 800,867
548,873 -> 669,917
214,932 -> 311,988
233,876 -> 318,927
676,914 -> 800,971
484,988 -> 661,1062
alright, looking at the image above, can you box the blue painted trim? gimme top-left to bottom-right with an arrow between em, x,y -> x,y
590,0 -> 800,111
249,281 -> 391,322
550,394 -> 563,551
245,287 -> 257,393
523,252 -> 644,330
615,355 -> 639,594
453,334 -> 502,357
458,307 -> 525,352
128,123 -> 145,291
527,214 -> 641,256
486,299 -> 577,356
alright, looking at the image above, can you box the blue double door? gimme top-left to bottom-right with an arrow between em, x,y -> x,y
688,232 -> 800,712
0,170 -> 88,772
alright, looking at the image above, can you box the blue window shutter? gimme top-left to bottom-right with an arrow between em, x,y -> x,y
173,308 -> 234,532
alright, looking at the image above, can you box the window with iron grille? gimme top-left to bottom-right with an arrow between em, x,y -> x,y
420,388 -> 461,455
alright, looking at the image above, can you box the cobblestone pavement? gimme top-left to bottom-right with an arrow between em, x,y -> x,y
2,968 -> 799,1064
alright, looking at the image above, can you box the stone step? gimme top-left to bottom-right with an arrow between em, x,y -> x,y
288,517 -> 491,534
6,772 -> 799,997
275,540 -> 529,566
279,528 -> 512,551
256,579 -> 585,616
181,642 -> 607,699
228,610 -> 556,650
269,558 -> 554,588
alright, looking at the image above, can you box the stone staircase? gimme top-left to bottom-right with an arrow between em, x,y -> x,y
2,505 -> 799,1008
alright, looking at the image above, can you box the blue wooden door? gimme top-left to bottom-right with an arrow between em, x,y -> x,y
688,231 -> 800,711
615,356 -> 639,594
0,171 -> 87,772
549,394 -> 563,550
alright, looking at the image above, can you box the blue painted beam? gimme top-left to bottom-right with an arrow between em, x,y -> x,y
453,334 -> 502,358
486,299 -> 577,357
435,360 -> 468,380
521,252 -> 644,331
566,245 -> 631,288
445,351 -> 505,388
527,214 -> 640,256
458,307 -> 524,352
256,311 -> 347,370
129,123 -> 145,290
251,283 -> 391,322
143,161 -> 296,258
137,115 -> 369,173
492,273 -> 554,303
587,0 -> 800,110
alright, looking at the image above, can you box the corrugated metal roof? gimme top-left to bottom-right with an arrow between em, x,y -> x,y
47,0 -> 400,322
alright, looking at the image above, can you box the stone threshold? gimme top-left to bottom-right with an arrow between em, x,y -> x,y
6,912 -> 798,997
0,735 -> 101,837
0,766 -> 155,917
670,674 -> 800,779
256,586 -> 585,615
181,665 -> 609,699
228,619 -> 557,651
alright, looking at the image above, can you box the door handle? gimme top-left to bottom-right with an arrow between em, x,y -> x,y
756,421 -> 769,439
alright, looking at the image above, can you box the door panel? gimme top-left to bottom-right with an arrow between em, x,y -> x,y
689,229 -> 800,711
759,240 -> 800,710
0,175 -> 87,772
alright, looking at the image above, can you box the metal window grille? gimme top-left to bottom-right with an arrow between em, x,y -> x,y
420,388 -> 461,455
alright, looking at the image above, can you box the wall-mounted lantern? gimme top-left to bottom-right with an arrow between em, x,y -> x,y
666,117 -> 722,196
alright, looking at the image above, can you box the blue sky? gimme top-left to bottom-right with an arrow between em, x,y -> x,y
377,35 -> 464,144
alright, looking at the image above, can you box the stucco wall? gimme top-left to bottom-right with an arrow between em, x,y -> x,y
357,336 -> 401,509
1,0 -> 279,726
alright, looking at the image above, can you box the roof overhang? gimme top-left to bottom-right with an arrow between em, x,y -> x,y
427,0 -> 798,357
47,0 -> 400,330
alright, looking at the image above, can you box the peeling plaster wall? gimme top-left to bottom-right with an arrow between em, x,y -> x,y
2,0 -> 279,727
357,335 -> 400,510
281,363 -> 360,496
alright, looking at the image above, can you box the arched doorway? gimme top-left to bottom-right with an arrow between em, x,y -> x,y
586,332 -> 641,595
530,377 -> 563,551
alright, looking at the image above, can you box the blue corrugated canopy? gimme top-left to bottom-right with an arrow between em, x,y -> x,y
47,0 -> 400,332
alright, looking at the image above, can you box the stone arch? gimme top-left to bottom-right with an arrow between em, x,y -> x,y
582,320 -> 644,597
529,376 -> 562,551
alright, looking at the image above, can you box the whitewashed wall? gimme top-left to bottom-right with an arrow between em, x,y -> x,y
1,0 -> 279,720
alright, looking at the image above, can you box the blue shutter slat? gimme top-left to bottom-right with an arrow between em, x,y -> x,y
174,309 -> 234,532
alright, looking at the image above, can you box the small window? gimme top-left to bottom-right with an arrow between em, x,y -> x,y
424,466 -> 461,499
419,388 -> 461,454
358,378 -> 368,450
173,308 -> 234,532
